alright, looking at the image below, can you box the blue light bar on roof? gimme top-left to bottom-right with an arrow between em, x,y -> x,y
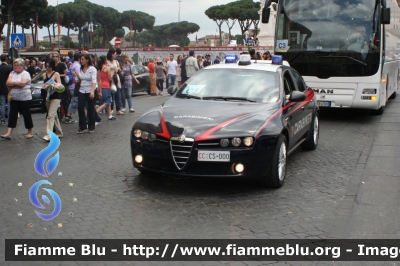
272,55 -> 283,65
225,54 -> 237,63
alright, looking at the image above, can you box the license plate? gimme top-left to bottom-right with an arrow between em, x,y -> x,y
317,101 -> 331,107
198,151 -> 230,162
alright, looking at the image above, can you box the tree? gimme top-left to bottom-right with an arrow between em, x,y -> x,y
120,10 -> 155,46
147,21 -> 199,47
38,5 -> 57,46
114,29 -> 125,38
9,0 -> 47,48
92,5 -> 121,47
221,2 -> 237,43
59,3 -> 75,48
205,5 -> 225,46
251,1 -> 261,37
229,0 -> 258,37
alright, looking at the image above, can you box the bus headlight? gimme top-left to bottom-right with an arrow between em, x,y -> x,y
362,89 -> 377,94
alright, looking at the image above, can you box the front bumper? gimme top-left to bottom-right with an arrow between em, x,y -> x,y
130,136 -> 278,178
30,94 -> 43,108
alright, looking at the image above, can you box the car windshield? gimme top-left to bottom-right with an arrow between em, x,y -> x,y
31,70 -> 45,83
177,69 -> 280,103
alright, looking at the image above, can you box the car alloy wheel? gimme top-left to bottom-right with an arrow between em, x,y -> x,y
301,114 -> 319,151
262,134 -> 287,188
278,140 -> 287,181
313,115 -> 319,145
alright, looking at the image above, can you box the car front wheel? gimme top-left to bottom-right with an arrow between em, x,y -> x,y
261,134 -> 287,188
301,113 -> 319,150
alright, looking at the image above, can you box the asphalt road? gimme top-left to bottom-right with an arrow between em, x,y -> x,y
0,91 -> 399,266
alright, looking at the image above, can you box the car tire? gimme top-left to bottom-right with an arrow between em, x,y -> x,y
301,113 -> 319,150
261,134 -> 287,188
371,105 -> 384,115
389,91 -> 396,99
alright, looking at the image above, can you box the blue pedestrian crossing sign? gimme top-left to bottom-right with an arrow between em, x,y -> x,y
10,33 -> 25,48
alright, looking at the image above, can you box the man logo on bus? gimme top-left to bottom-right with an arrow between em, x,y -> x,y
313,89 -> 334,94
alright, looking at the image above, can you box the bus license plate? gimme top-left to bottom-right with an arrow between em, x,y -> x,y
198,151 -> 230,162
317,101 -> 331,107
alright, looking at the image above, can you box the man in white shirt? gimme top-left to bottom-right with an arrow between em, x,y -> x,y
185,51 -> 199,79
166,54 -> 178,87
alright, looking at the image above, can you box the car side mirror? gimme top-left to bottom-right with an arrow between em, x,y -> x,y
168,85 -> 178,95
289,91 -> 306,102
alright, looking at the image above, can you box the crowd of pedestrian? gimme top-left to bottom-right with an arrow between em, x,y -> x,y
0,48 -> 144,140
0,48 -> 273,141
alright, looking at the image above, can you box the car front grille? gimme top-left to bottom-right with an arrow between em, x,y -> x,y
170,140 -> 194,170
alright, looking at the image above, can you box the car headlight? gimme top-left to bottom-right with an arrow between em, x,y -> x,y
220,139 -> 229,147
133,129 -> 142,138
148,133 -> 156,141
32,89 -> 41,95
141,131 -> 149,140
231,137 -> 241,147
243,137 -> 253,146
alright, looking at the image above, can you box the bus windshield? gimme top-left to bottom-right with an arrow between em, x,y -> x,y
275,0 -> 381,77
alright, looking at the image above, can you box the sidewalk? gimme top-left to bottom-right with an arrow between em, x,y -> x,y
329,93 -> 400,239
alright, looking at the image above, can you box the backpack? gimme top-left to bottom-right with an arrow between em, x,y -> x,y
65,67 -> 73,86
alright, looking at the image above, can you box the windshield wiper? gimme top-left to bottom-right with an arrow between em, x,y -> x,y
203,96 -> 256,102
180,94 -> 202,100
317,55 -> 367,66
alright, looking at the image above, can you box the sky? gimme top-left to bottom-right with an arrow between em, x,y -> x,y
20,0 -> 258,42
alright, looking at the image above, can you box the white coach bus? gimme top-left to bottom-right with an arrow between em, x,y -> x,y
262,0 -> 400,114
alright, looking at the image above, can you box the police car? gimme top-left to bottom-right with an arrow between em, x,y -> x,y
130,54 -> 319,188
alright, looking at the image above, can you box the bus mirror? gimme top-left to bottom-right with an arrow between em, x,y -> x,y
382,0 -> 387,8
381,8 -> 390,24
262,8 -> 271,23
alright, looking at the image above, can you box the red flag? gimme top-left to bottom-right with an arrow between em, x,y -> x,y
130,15 -> 134,37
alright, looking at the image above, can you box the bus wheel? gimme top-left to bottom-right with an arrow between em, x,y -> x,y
389,91 -> 397,99
372,105 -> 384,115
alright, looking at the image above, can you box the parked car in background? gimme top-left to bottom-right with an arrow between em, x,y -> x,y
30,70 -> 46,108
132,65 -> 150,95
